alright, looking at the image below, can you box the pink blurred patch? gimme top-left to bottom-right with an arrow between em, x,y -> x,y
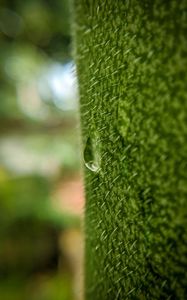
54,176 -> 85,217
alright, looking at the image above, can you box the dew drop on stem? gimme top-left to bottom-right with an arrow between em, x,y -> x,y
84,136 -> 100,173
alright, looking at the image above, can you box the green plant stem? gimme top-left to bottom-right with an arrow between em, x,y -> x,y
73,1 -> 187,299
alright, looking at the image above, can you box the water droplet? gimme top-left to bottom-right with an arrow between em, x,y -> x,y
85,161 -> 100,172
84,136 -> 100,173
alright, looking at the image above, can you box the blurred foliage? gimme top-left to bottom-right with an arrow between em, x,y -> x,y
0,175 -> 49,216
0,172 -> 81,229
0,0 -> 72,120
0,0 -> 82,299
0,274 -> 73,300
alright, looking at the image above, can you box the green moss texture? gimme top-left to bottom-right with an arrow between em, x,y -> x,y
73,1 -> 187,299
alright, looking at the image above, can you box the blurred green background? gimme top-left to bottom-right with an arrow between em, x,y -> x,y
0,0 -> 84,299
